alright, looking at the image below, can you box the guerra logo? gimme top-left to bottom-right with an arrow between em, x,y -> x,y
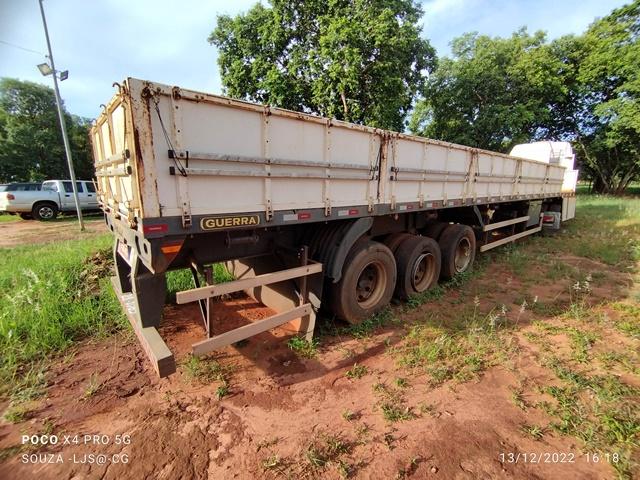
200,215 -> 260,230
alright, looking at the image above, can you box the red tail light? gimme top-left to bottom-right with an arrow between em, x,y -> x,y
6,194 -> 15,200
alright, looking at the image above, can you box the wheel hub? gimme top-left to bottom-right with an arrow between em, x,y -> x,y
355,262 -> 385,308
411,252 -> 435,291
40,207 -> 54,219
454,238 -> 471,272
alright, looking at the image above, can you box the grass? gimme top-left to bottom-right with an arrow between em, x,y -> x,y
372,382 -> 416,422
521,423 -> 545,440
183,355 -> 233,385
529,195 -> 640,267
345,363 -> 368,379
266,431 -> 355,478
83,373 -> 103,399
381,193 -> 640,476
0,214 -> 20,223
3,402 -> 30,423
287,336 -> 319,358
395,306 -> 515,387
0,228 -> 236,407
165,264 -> 233,303
0,234 -> 125,398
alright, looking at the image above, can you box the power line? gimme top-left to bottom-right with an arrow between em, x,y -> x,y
0,39 -> 44,56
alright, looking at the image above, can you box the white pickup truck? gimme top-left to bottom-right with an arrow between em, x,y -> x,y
0,179 -> 99,220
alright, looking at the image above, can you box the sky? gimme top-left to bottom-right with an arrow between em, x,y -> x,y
0,0 -> 628,119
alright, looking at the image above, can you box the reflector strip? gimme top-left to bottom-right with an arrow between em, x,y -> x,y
143,224 -> 168,234
161,244 -> 182,254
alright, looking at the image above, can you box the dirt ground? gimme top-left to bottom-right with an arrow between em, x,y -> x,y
0,215 -> 107,248
1,247 -> 636,479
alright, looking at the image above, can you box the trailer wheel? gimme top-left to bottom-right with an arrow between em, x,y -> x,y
32,202 -> 58,221
423,221 -> 449,241
383,232 -> 413,254
439,224 -> 476,280
394,236 -> 441,299
329,239 -> 396,324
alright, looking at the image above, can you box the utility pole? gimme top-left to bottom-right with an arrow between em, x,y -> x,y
38,0 -> 84,231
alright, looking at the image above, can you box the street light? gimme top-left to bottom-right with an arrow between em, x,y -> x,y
37,62 -> 52,76
37,0 -> 84,231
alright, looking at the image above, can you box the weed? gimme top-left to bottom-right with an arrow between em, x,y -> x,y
568,328 -> 598,363
287,336 -> 319,358
397,312 -> 509,387
521,424 -> 545,440
395,457 -> 421,479
545,260 -> 579,281
540,355 -> 639,477
338,308 -> 395,339
183,356 -> 233,385
83,373 -> 102,399
373,381 -> 415,422
354,423 -> 370,441
510,386 -> 527,411
216,382 -> 230,399
597,351 -> 638,374
383,431 -> 396,450
342,410 -> 356,422
610,303 -> 640,339
337,459 -> 354,478
261,454 -> 283,471
345,363 -> 368,379
394,377 -> 409,388
256,437 -> 279,452
3,402 -> 29,423
418,402 -> 437,417
0,445 -> 22,462
302,433 -> 351,473
381,402 -> 414,422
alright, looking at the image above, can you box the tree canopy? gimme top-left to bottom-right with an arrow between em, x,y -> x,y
0,78 -> 94,183
410,0 -> 640,193
209,0 -> 436,131
408,29 -> 566,152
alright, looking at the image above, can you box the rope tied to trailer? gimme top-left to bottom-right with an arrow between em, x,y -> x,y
149,93 -> 188,177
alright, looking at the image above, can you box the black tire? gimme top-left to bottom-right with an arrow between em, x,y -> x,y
439,224 -> 476,280
394,235 -> 442,300
383,232 -> 413,254
32,202 -> 58,221
423,221 -> 449,241
19,213 -> 33,220
329,239 -> 397,324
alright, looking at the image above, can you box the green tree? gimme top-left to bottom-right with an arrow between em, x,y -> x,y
571,0 -> 640,193
409,29 -> 566,152
411,1 -> 640,193
0,78 -> 93,183
209,0 -> 436,130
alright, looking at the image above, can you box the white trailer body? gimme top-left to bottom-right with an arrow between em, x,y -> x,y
91,78 -> 577,377
92,79 -> 574,231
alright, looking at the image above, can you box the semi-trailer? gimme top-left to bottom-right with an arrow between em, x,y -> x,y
91,78 -> 578,376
